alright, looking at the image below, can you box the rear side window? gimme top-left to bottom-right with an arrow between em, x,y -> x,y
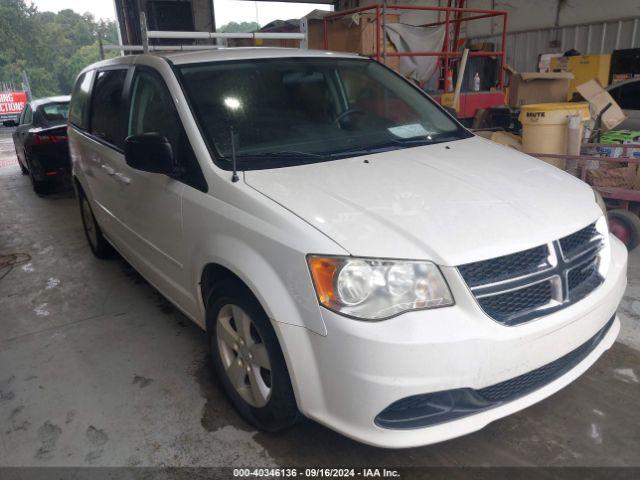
40,102 -> 70,124
69,71 -> 94,130
90,69 -> 128,148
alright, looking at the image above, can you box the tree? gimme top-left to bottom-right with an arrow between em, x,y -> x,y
218,21 -> 260,33
0,0 -> 118,97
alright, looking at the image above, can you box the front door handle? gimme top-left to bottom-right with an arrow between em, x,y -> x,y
114,172 -> 131,185
101,164 -> 115,175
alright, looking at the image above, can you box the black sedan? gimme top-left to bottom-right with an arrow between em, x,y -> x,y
3,96 -> 71,194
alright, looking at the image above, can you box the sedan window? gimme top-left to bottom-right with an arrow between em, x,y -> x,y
39,102 -> 70,126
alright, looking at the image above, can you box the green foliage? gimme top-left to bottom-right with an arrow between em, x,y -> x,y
0,0 -> 118,98
218,21 -> 260,33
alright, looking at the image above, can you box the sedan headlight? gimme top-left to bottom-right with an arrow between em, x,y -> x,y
307,255 -> 454,320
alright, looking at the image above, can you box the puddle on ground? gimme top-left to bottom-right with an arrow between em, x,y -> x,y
193,354 -> 253,434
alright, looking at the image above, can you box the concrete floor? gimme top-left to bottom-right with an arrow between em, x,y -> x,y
1,131 -> 640,467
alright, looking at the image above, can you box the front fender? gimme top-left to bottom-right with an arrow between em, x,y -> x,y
191,233 -> 328,336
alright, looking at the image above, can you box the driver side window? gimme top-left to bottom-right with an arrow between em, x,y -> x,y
127,68 -> 207,191
128,69 -> 180,146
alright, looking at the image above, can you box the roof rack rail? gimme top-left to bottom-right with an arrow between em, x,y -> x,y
107,12 -> 309,54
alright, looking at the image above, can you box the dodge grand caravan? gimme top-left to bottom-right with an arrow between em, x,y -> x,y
68,48 -> 627,448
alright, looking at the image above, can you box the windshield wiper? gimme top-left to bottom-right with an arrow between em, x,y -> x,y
236,151 -> 324,159
324,134 -> 463,160
388,133 -> 461,145
327,138 -> 434,158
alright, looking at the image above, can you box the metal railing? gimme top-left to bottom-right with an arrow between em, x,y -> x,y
322,4 -> 508,90
103,12 -> 308,54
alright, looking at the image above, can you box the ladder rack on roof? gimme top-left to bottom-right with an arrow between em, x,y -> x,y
104,12 -> 309,54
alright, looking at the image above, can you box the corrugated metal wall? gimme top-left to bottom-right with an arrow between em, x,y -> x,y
472,17 -> 640,73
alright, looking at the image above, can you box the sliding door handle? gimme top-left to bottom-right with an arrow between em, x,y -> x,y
101,164 -> 115,175
114,172 -> 131,185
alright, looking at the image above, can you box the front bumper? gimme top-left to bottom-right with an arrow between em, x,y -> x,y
277,236 -> 627,448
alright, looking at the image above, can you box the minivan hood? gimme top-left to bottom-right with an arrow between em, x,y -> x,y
244,136 -> 601,266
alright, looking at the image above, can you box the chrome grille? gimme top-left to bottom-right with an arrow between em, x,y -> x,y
560,223 -> 600,260
457,245 -> 550,288
477,280 -> 554,324
458,221 -> 604,326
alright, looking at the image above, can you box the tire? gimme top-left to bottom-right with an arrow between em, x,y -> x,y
79,193 -> 113,259
26,158 -> 47,195
206,280 -> 301,432
14,146 -> 28,175
608,209 -> 640,251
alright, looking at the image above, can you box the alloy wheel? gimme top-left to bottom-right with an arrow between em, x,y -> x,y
216,304 -> 272,408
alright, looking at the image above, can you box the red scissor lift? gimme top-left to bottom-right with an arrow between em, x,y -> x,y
322,2 -> 508,121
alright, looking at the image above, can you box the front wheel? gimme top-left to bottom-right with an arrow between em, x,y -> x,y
206,281 -> 300,431
15,146 -> 28,175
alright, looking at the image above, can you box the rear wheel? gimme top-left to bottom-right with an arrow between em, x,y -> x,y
79,194 -> 113,258
206,280 -> 300,431
26,157 -> 47,195
608,209 -> 640,251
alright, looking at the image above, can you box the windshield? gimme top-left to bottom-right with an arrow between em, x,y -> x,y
178,57 -> 471,169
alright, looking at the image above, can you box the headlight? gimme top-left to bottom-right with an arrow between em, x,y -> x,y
307,256 -> 454,320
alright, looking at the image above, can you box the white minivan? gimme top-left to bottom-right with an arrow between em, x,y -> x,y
68,48 -> 627,448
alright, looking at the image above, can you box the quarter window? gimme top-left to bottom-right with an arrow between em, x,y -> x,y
90,69 -> 128,148
21,105 -> 33,125
69,70 -> 94,130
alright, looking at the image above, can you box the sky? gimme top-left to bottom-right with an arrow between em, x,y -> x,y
30,0 -> 331,29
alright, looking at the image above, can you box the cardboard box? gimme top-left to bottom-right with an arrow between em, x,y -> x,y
489,131 -> 522,151
575,79 -> 626,130
550,54 -> 611,98
323,13 -> 399,56
538,53 -> 562,72
587,166 -> 640,190
508,72 -> 574,107
308,13 -> 400,71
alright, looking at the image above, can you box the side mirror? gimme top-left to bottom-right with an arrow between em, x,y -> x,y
3,119 -> 18,127
124,133 -> 175,175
